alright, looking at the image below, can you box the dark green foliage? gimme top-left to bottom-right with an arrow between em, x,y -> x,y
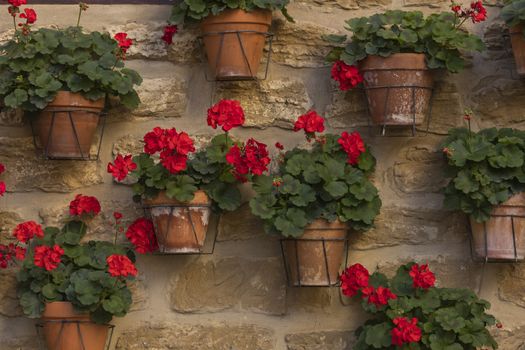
442,128 -> 525,222
249,134 -> 381,237
501,0 -> 525,28
0,27 -> 142,111
326,10 -> 485,73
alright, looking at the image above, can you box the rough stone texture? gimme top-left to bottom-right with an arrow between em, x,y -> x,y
169,257 -> 286,315
2,337 -> 39,350
494,327 -> 525,350
499,264 -> 525,308
215,78 -> 312,128
287,288 -> 333,312
483,21 -> 512,61
115,323 -> 275,350
425,80 -> 463,134
285,330 -> 355,350
0,108 -> 23,127
0,137 -> 103,193
132,77 -> 188,118
0,270 -> 22,317
217,203 -> 266,241
351,207 -> 468,250
0,212 -> 22,242
325,88 -> 368,128
402,0 -> 447,7
296,0 -> 391,10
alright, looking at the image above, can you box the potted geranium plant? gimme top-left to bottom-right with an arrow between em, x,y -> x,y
249,111 -> 381,286
340,262 -> 498,349
5,194 -> 153,350
0,1 -> 142,159
442,117 -> 525,261
326,4 -> 486,126
162,0 -> 293,80
108,99 -> 271,253
501,0 -> 525,75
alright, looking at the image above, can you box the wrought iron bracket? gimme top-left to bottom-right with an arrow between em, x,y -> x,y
35,320 -> 115,350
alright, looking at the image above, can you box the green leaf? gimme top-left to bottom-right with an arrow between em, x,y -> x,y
364,323 -> 392,348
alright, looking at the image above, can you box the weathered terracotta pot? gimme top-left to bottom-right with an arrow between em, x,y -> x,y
282,219 -> 348,286
200,9 -> 272,80
510,25 -> 525,75
470,193 -> 525,261
41,302 -> 109,350
359,53 -> 434,126
143,190 -> 212,253
34,91 -> 104,159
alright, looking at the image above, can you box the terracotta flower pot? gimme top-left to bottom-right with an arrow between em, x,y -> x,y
41,302 -> 109,350
359,53 -> 434,126
282,219 -> 348,286
470,193 -> 525,261
510,25 -> 525,75
143,190 -> 212,253
34,91 -> 104,159
200,9 -> 272,80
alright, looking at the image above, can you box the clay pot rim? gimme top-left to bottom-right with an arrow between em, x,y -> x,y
142,190 -> 212,207
42,301 -> 90,320
46,91 -> 105,110
201,8 -> 273,27
359,53 -> 430,72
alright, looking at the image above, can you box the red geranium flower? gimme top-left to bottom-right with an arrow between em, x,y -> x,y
391,317 -> 422,346
361,286 -> 397,306
409,263 -> 436,289
113,212 -> 123,221
160,151 -> 188,174
340,263 -> 370,297
8,0 -> 27,6
15,246 -> 26,261
338,131 -> 365,165
69,194 -> 101,217
143,127 -> 167,155
275,142 -> 284,151
162,25 -> 178,45
125,217 -> 158,254
0,163 -> 5,174
19,8 -> 37,24
34,244 -> 64,271
470,1 -> 487,23
107,154 -> 137,182
13,221 -> 44,243
114,32 -> 133,52
107,254 -> 138,277
0,182 -> 5,197
294,111 -> 325,135
331,60 -> 363,91
207,99 -> 245,132
225,145 -> 249,182
226,139 -> 270,182
164,129 -> 195,155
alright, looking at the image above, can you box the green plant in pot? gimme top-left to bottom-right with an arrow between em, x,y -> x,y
0,1 -> 142,159
108,99 -> 271,254
340,262 -> 498,349
325,4 -> 486,126
501,0 -> 525,75
161,0 -> 293,80
442,115 -> 525,261
249,111 -> 381,286
7,194 -> 152,350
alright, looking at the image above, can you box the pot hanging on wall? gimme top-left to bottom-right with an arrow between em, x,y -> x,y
40,302 -> 111,350
200,9 -> 272,80
470,193 -> 525,261
281,219 -> 348,286
143,190 -> 212,254
359,53 -> 434,126
510,25 -> 525,75
33,91 -> 104,159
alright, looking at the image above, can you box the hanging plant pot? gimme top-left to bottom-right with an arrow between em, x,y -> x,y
40,302 -> 112,350
510,25 -> 525,75
281,219 -> 348,286
359,53 -> 434,126
33,91 -> 104,159
470,193 -> 525,261
143,190 -> 212,253
200,9 -> 272,80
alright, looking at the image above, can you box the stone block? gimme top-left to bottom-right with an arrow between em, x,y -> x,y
217,203 -> 266,241
285,330 -> 355,350
493,327 -> 525,350
0,270 -> 22,317
499,264 -> 525,308
132,77 -> 187,118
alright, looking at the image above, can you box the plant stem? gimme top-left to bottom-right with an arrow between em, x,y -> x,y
12,15 -> 17,33
76,6 -> 82,27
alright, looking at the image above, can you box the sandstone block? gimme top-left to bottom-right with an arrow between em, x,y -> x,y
217,203 -> 266,241
499,264 -> 525,308
285,330 -> 354,350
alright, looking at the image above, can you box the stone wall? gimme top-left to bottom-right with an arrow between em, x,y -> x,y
1,1 -> 525,349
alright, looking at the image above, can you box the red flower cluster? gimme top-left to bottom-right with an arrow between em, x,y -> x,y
340,263 -> 369,297
19,8 -> 36,24
34,244 -> 64,271
275,142 -> 284,151
69,194 -> 101,217
107,254 -> 137,278
0,243 -> 25,268
0,163 -> 6,197
338,131 -> 365,165
362,286 -> 397,306
409,263 -> 436,289
331,60 -> 363,91
452,1 -> 487,23
114,32 -> 132,59
226,138 -> 271,182
162,25 -> 178,45
13,221 -> 44,243
8,0 -> 27,6
207,99 -> 245,132
125,217 -> 158,254
294,111 -> 325,136
391,317 -> 422,346
107,154 -> 137,181
142,127 -> 195,174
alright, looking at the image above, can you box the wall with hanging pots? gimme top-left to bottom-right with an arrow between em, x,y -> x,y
1,1 -> 525,349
